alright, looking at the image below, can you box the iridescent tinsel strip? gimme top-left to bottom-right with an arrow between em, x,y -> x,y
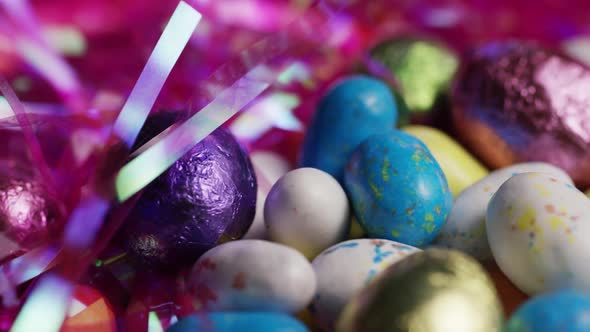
116,62 -> 295,201
112,1 -> 202,149
116,1 -> 348,200
0,0 -> 85,112
0,76 -> 56,196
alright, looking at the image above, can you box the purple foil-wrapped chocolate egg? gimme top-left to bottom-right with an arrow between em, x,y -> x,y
123,113 -> 257,269
453,41 -> 590,187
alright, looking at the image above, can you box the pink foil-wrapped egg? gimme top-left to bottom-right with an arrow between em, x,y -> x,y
453,40 -> 590,187
0,123 -> 65,262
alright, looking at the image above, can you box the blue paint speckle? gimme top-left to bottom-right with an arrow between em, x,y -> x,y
373,246 -> 393,263
365,268 -> 378,284
322,242 -> 359,255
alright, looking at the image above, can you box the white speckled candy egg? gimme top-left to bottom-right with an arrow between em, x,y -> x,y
487,172 -> 590,295
265,167 -> 350,258
244,151 -> 291,239
188,240 -> 316,313
436,162 -> 572,261
311,239 -> 420,330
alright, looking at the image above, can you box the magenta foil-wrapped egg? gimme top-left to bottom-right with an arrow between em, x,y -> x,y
0,159 -> 61,261
453,41 -> 590,187
123,113 -> 257,269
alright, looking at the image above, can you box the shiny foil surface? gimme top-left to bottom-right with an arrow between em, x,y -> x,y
453,41 -> 590,187
0,161 -> 60,260
337,248 -> 503,332
370,37 -> 459,125
124,114 -> 257,269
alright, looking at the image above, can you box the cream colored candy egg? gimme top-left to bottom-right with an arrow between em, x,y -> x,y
487,172 -> 590,295
188,240 -> 316,313
436,162 -> 572,261
265,167 -> 350,259
311,239 -> 419,330
244,151 -> 291,239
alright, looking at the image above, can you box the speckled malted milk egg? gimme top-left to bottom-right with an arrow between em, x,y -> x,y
244,151 -> 291,240
487,172 -> 590,295
311,239 -> 420,330
436,162 -> 572,261
337,248 -> 503,332
188,240 -> 316,313
265,167 -> 350,258
344,131 -> 452,247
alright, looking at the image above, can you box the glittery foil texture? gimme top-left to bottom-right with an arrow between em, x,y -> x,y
453,41 -> 590,187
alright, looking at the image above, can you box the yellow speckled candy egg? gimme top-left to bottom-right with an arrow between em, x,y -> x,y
436,162 -> 572,261
487,172 -> 590,295
336,248 -> 503,332
402,125 -> 488,196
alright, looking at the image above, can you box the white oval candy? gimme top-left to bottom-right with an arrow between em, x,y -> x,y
487,172 -> 590,295
311,239 -> 420,329
188,240 -> 316,313
265,167 -> 350,259
436,162 -> 572,260
244,151 -> 291,239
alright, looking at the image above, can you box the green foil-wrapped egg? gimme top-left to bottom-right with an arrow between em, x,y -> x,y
370,37 -> 459,125
337,248 -> 503,332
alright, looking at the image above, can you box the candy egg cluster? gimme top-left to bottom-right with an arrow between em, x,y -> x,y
6,4 -> 590,329
168,40 -> 590,331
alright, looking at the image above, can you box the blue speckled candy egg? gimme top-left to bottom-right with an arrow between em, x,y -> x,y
311,239 -> 420,330
506,290 -> 590,332
301,75 -> 398,182
344,131 -> 452,247
167,312 -> 308,332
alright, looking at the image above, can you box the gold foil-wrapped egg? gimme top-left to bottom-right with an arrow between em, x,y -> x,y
370,37 -> 459,125
336,248 -> 503,332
